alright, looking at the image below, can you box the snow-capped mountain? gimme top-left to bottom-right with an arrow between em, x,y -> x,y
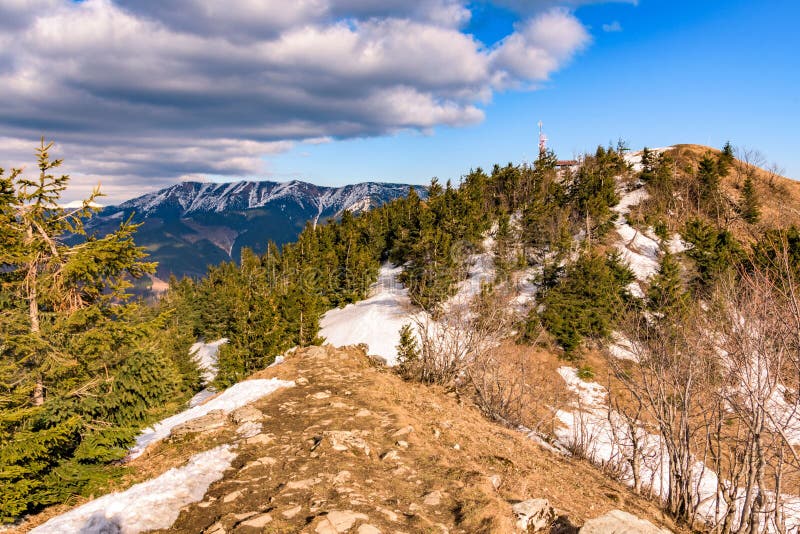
90,180 -> 425,280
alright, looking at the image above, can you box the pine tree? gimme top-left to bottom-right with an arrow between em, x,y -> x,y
539,250 -> 634,357
718,141 -> 735,177
697,154 -> 720,206
396,323 -> 420,379
740,173 -> 760,223
647,252 -> 689,317
682,219 -> 743,288
0,140 -> 169,521
640,147 -> 656,182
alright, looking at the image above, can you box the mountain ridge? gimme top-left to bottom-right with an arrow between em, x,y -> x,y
89,179 -> 426,281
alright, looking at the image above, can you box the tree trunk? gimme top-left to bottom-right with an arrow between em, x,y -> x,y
33,380 -> 44,406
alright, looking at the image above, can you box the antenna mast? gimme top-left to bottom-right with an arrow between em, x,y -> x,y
538,120 -> 547,156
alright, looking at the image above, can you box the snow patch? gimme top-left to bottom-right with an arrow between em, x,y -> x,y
32,445 -> 236,534
555,368 -> 800,531
607,332 -> 639,361
190,338 -> 228,385
129,378 -> 293,459
320,264 -> 415,366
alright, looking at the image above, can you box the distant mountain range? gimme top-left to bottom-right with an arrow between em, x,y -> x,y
88,180 -> 425,282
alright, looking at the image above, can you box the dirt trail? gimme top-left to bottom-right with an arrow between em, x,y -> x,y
141,345 -> 683,533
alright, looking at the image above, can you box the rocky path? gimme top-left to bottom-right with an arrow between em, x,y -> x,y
144,345 -> 682,533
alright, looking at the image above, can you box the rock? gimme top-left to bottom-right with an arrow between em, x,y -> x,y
244,433 -> 275,446
282,505 -> 302,519
396,440 -> 409,448
357,525 -> 382,534
236,421 -> 262,438
170,410 -> 227,437
242,455 -> 276,470
314,510 -> 369,533
452,443 -> 461,450
287,478 -> 318,490
241,513 -> 273,528
222,490 -> 243,503
423,490 -> 443,506
312,391 -> 332,400
488,474 -> 502,490
356,408 -> 371,417
377,507 -> 398,522
322,430 -> 371,456
580,510 -> 672,534
512,498 -> 556,532
380,450 -> 400,461
230,405 -> 264,424
333,470 -> 352,485
392,425 -> 414,437
296,376 -> 309,386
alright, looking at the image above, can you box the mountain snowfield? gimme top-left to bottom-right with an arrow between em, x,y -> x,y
113,180 -> 419,222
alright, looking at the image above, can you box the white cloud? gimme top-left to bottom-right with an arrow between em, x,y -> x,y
0,0 -> 596,201
602,20 -> 623,32
490,8 -> 590,88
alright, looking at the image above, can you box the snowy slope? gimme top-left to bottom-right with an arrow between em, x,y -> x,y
554,368 -> 800,532
320,265 -> 416,366
113,180 -> 423,218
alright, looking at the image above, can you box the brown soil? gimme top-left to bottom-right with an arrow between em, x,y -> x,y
176,345 -> 687,532
18,344 -> 691,533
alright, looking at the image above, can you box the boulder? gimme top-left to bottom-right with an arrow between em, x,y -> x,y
230,405 -> 264,424
512,499 -> 556,532
170,410 -> 227,437
580,510 -> 672,534
314,510 -> 369,533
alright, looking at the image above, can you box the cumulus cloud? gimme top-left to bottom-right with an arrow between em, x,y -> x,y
0,0 -> 597,201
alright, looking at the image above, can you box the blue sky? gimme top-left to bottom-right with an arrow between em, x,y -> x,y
0,0 -> 797,201
270,0 -> 800,187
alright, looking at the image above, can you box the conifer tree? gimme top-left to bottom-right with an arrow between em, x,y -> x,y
539,250 -> 634,356
0,140 -> 178,521
396,323 -> 420,379
640,147 -> 656,182
740,173 -> 760,224
697,154 -> 721,209
682,219 -> 743,288
718,141 -> 735,177
647,252 -> 689,317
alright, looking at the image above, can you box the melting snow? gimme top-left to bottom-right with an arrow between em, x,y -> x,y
607,331 -> 639,361
613,186 -> 661,282
129,378 -> 293,459
320,264 -> 416,366
31,445 -> 236,534
555,368 -> 800,531
190,338 -> 228,385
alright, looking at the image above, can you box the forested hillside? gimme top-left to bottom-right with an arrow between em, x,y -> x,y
5,138 -> 800,532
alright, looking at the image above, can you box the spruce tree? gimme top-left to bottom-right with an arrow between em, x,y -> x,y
740,173 -> 760,223
0,140 -> 175,521
396,323 -> 420,379
647,252 -> 689,317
